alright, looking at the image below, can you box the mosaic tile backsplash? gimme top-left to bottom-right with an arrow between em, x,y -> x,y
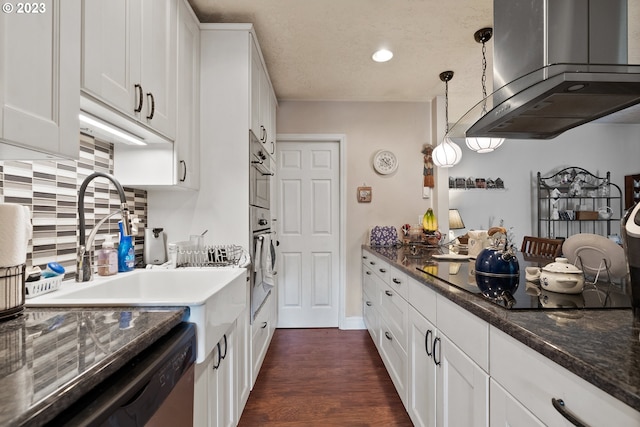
0,134 -> 147,278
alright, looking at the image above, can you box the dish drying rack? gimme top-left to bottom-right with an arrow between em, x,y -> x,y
176,244 -> 247,268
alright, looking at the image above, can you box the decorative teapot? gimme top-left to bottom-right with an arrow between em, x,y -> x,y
598,206 -> 613,220
474,227 -> 520,277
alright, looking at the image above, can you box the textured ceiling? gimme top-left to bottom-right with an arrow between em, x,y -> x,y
188,0 -> 640,124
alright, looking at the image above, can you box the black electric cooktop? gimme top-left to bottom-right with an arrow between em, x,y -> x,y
417,252 -> 632,310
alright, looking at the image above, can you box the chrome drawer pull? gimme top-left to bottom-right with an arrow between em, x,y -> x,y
366,301 -> 372,306
370,261 -> 376,265
385,331 -> 392,341
365,271 -> 372,275
385,290 -> 393,297
425,330 -> 433,356
392,278 -> 401,284
433,337 -> 441,366
261,322 -> 268,329
551,398 -> 588,427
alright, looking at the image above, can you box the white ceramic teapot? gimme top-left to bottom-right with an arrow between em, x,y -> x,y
527,257 -> 585,294
598,206 -> 613,220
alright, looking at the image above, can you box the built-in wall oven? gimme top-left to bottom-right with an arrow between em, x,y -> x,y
250,132 -> 274,322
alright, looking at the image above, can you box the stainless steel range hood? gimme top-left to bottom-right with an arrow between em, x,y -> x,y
449,0 -> 640,141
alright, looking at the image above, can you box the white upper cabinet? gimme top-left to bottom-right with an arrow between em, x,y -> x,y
113,0 -> 199,189
0,0 -> 80,160
249,36 -> 277,160
81,0 -> 177,141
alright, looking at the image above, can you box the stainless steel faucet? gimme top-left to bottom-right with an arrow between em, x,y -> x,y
77,172 -> 132,282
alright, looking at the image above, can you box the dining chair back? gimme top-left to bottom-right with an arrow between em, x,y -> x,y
520,236 -> 563,258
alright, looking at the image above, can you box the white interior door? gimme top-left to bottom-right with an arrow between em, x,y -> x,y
277,141 -> 340,327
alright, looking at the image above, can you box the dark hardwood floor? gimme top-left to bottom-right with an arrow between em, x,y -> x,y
238,328 -> 413,426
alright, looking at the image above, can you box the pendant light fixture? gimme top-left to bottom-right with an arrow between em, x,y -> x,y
465,27 -> 504,153
432,71 -> 462,168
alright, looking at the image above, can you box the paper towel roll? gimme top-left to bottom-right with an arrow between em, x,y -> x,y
0,203 -> 32,267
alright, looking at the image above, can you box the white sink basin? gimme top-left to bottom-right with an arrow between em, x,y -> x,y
26,268 -> 248,363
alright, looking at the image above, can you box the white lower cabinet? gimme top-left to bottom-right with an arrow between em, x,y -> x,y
490,379 -> 544,427
408,304 -> 488,427
490,326 -> 640,427
251,291 -> 276,386
364,249 -> 640,427
408,305 -> 437,427
208,324 -> 236,427
436,333 -> 489,427
194,322 -> 238,427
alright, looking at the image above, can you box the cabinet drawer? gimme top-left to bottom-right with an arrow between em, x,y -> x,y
436,296 -> 488,372
362,264 -> 380,304
408,276 -> 437,325
251,293 -> 273,382
366,256 -> 389,282
379,317 -> 408,406
490,326 -> 640,427
363,289 -> 378,346
387,265 -> 408,300
380,282 -> 408,352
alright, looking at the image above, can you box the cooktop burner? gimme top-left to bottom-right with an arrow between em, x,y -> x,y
418,253 -> 632,310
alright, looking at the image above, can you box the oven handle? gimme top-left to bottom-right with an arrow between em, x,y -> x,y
251,161 -> 273,176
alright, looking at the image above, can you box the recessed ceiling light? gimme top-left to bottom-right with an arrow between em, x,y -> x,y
372,49 -> 393,63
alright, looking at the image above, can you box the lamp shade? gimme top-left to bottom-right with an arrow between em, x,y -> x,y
448,209 -> 465,230
432,138 -> 462,168
465,136 -> 504,153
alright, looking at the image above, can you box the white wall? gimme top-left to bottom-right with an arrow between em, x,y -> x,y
277,101 -> 433,317
448,123 -> 640,245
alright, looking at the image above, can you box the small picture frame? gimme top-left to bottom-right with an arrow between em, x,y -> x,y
357,186 -> 372,203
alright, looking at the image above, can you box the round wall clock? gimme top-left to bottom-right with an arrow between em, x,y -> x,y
373,150 -> 398,175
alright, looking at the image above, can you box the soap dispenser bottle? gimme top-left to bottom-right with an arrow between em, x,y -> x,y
97,235 -> 118,276
118,221 -> 135,272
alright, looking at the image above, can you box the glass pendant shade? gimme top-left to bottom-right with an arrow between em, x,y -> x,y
465,136 -> 505,153
432,138 -> 462,168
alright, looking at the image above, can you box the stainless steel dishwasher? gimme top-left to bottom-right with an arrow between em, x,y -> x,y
49,322 -> 196,426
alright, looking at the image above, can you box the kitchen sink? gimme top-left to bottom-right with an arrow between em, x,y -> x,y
26,268 -> 248,363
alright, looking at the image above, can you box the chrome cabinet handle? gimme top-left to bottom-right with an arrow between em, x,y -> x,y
362,255 -> 368,259
433,337 -> 441,366
134,84 -> 143,112
385,290 -> 393,297
425,329 -> 433,356
366,301 -> 372,307
385,331 -> 392,341
392,278 -> 401,284
179,160 -> 187,182
365,271 -> 372,275
370,261 -> 376,265
552,398 -> 588,427
379,268 -> 387,273
261,322 -> 268,329
270,141 -> 275,155
146,92 -> 155,119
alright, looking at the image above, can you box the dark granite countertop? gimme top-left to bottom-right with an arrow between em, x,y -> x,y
0,306 -> 188,427
363,245 -> 640,413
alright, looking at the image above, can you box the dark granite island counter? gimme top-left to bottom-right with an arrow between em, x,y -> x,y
362,244 -> 640,415
0,306 -> 188,426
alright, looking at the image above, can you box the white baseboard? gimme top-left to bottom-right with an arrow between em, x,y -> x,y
340,316 -> 365,330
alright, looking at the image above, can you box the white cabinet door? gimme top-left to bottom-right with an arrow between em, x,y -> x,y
174,0 -> 200,189
249,39 -> 262,141
408,306 -> 437,427
0,0 -> 80,159
208,326 -> 236,427
81,0 -> 141,116
436,334 -> 489,427
81,0 -> 176,139
140,0 -> 176,138
490,379 -> 544,427
236,306 -> 251,416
